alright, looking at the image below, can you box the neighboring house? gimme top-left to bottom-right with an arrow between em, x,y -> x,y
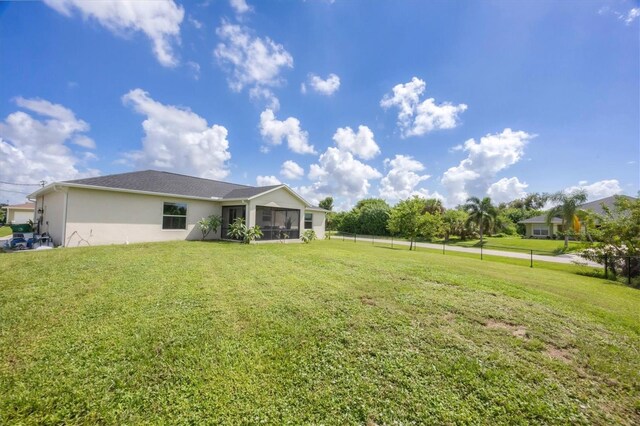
519,195 -> 636,238
27,170 -> 327,247
3,202 -> 35,224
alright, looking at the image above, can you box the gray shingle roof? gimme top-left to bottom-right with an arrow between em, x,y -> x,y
223,185 -> 282,199
577,195 -> 636,216
519,215 -> 562,224
518,195 -> 637,223
64,170 -> 257,199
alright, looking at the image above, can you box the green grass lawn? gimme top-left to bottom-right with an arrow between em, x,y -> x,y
0,226 -> 12,238
1,240 -> 638,424
434,236 -> 588,255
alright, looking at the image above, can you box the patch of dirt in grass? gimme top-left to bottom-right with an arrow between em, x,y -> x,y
544,345 -> 573,364
485,319 -> 529,340
360,295 -> 376,306
443,312 -> 456,322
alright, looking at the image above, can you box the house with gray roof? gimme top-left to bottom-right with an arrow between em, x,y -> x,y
27,170 -> 327,247
518,195 -> 636,238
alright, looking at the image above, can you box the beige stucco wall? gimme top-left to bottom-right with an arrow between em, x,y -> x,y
524,223 -> 558,238
247,188 -> 307,230
36,189 -> 66,246
7,208 -> 34,224
306,210 -> 326,239
63,188 -> 221,247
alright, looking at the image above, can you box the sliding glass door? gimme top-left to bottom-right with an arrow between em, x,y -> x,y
221,206 -> 246,239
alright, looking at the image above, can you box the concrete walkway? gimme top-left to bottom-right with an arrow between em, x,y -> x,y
335,235 -> 601,268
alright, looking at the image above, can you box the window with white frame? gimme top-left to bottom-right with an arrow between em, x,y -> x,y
532,228 -> 548,236
162,202 -> 187,230
304,213 -> 313,229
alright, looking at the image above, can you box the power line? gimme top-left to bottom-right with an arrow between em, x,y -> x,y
0,180 -> 41,186
0,189 -> 30,195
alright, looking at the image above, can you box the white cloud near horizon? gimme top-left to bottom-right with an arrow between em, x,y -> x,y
379,154 -> 442,202
332,125 -> 380,160
441,128 -> 534,206
0,97 -> 99,203
256,175 -> 281,186
215,22 -> 293,109
122,88 -> 231,180
298,147 -> 382,208
487,176 -> 528,204
565,179 -> 622,201
43,0 -> 184,67
304,73 -> 341,96
380,77 -> 467,138
259,109 -> 316,154
280,160 -> 304,180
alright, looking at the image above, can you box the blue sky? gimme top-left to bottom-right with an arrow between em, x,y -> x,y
1,0 -> 638,209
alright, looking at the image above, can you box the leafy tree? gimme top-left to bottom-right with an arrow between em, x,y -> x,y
319,196 -> 333,211
356,199 -> 391,236
197,214 -> 222,240
336,198 -> 391,236
443,209 -> 469,241
545,190 -> 587,249
463,196 -> 497,244
227,217 -> 263,244
387,197 -> 443,249
508,193 -> 548,210
424,198 -> 445,215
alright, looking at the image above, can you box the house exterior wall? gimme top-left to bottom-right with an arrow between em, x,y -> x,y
36,189 -> 67,246
524,223 -> 559,238
247,188 -> 307,232
63,188 -> 221,246
7,208 -> 34,224
306,210 -> 326,240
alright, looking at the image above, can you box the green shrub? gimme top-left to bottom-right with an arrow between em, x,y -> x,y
301,229 -> 317,243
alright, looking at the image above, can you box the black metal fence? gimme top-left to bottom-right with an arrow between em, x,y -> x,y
329,231 -> 639,286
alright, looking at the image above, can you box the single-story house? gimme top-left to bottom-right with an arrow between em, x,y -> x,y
27,170 -> 327,247
519,195 -> 636,238
3,202 -> 35,224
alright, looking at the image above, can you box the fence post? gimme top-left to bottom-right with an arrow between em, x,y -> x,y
530,250 -> 533,268
372,235 -> 374,245
342,234 -> 344,242
354,233 -> 357,243
443,241 -> 445,255
480,244 -> 483,260
391,236 -> 393,249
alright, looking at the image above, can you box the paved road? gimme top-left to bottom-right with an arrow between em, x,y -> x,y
334,235 -> 601,268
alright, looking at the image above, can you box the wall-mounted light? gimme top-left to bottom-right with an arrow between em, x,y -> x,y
37,208 -> 44,214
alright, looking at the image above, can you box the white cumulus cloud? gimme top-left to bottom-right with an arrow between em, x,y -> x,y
379,155 -> 441,202
122,89 -> 231,180
215,22 -> 293,108
256,175 -> 281,186
259,109 -> 316,155
441,128 -> 534,206
487,177 -> 528,204
380,77 -> 467,138
305,73 -> 341,96
43,0 -> 184,67
625,8 -> 640,24
0,97 -> 99,203
299,147 -> 382,208
280,160 -> 304,180
565,179 -> 622,201
332,125 -> 380,160
230,0 -> 252,15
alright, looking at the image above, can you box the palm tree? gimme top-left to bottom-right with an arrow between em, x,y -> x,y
463,196 -> 497,245
545,190 -> 587,249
